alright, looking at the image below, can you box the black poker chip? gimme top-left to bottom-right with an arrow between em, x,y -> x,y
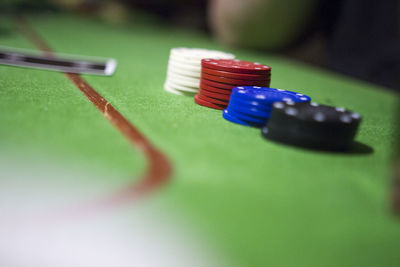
262,101 -> 362,151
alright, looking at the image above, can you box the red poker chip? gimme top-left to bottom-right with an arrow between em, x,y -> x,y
197,92 -> 229,106
201,73 -> 270,87
202,59 -> 271,74
200,82 -> 232,95
199,88 -> 231,101
201,78 -> 235,90
202,67 -> 270,81
194,94 -> 225,110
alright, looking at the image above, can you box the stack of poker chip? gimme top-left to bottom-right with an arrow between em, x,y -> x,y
194,59 -> 271,110
262,102 -> 362,151
164,48 -> 235,95
223,86 -> 311,127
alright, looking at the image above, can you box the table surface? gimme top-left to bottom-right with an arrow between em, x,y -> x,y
1,13 -> 400,267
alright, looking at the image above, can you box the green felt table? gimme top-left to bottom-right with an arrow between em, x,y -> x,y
1,13 -> 400,267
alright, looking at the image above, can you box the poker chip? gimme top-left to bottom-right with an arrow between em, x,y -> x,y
222,109 -> 264,127
167,64 -> 200,78
200,83 -> 232,95
202,67 -> 270,81
228,102 -> 270,118
163,83 -> 183,95
168,60 -> 201,72
197,93 -> 229,106
168,54 -> 199,65
227,108 -> 266,124
164,83 -> 196,96
201,73 -> 270,87
165,80 -> 198,93
201,78 -> 236,90
202,59 -> 271,74
164,47 -> 235,95
167,70 -> 200,83
195,59 -> 272,110
194,94 -> 225,110
167,72 -> 199,88
199,88 -> 231,101
231,86 -> 311,104
171,48 -> 235,61
262,102 -> 362,151
228,97 -> 271,110
223,86 -> 311,127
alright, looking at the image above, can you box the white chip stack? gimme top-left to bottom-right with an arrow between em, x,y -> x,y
164,48 -> 235,95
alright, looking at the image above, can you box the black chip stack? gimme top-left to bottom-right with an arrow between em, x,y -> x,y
262,102 -> 362,151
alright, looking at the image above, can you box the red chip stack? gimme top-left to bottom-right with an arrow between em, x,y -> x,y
194,59 -> 271,110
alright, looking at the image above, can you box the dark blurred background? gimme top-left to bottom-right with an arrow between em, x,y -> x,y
1,0 -> 399,91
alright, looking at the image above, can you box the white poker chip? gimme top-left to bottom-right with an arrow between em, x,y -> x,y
169,48 -> 234,66
164,83 -> 197,96
164,83 -> 195,96
170,47 -> 234,61
164,47 -> 235,96
163,83 -> 185,95
166,70 -> 199,84
167,64 -> 200,78
168,59 -> 201,72
165,80 -> 198,93
169,54 -> 201,66
166,74 -> 199,88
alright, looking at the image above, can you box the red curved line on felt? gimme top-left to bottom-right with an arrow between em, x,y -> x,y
15,17 -> 172,211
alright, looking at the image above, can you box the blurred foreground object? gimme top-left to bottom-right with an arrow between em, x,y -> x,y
0,46 -> 117,76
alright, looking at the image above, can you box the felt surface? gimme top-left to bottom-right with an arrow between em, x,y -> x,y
1,13 -> 400,266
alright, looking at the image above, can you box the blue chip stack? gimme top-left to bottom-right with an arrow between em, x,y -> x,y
223,86 -> 311,127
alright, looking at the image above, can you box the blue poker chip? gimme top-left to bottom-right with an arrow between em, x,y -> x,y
231,86 -> 311,104
226,107 -> 266,124
222,109 -> 264,127
228,97 -> 272,111
222,109 -> 250,126
228,101 -> 271,118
